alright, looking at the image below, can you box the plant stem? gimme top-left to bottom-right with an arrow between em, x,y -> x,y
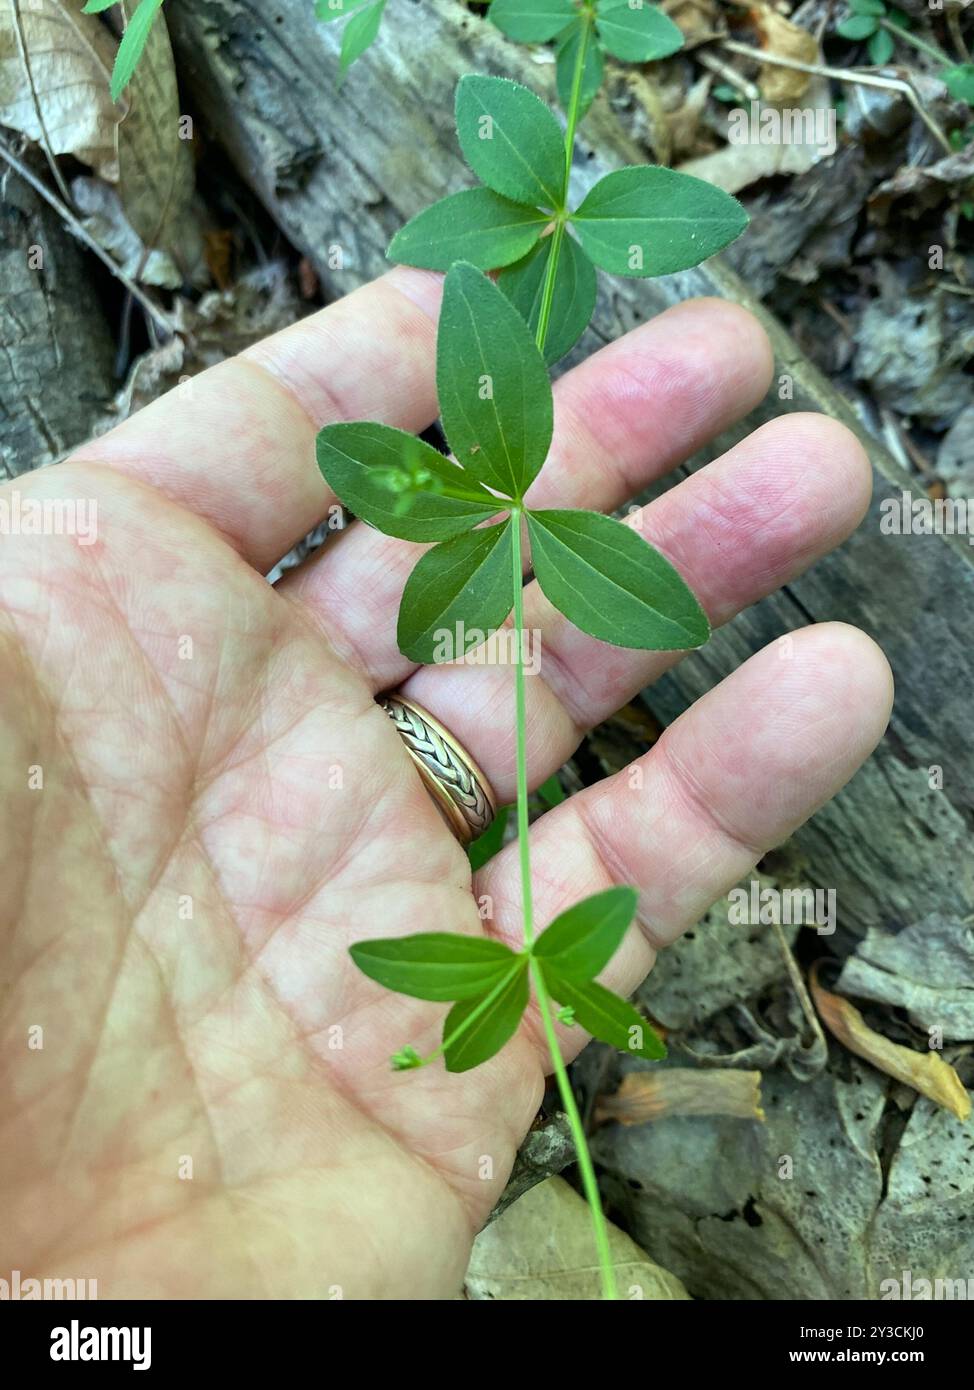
562,13 -> 592,196
510,511 -> 618,1300
533,11 -> 593,354
530,959 -> 619,1300
414,962 -> 524,1068
510,510 -> 536,948
534,220 -> 565,362
880,18 -> 951,66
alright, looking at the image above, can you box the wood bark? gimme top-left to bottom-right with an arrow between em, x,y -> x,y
1,173 -> 115,479
167,0 -> 974,938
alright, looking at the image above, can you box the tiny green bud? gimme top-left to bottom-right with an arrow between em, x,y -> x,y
391,1045 -> 422,1071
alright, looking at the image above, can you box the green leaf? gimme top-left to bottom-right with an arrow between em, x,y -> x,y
437,262 -> 553,499
556,18 -> 604,116
526,509 -> 710,650
849,0 -> 885,14
82,0 -> 119,12
349,933 -> 520,1001
109,0 -> 164,101
467,804 -> 511,871
339,0 -> 386,72
572,165 -> 747,277
595,0 -> 684,63
836,14 -> 879,38
490,0 -> 577,43
943,64 -> 974,106
537,772 -> 566,808
496,231 -> 597,365
387,188 -> 546,271
316,422 -> 500,541
867,26 -> 894,62
534,886 -> 638,979
397,520 -> 515,665
540,971 -> 667,1059
443,962 -> 530,1071
456,75 -> 566,210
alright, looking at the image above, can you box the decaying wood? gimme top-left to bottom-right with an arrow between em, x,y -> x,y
167,0 -> 974,938
0,171 -> 114,479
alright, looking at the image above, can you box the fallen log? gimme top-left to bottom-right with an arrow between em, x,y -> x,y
0,173 -> 115,480
167,0 -> 974,938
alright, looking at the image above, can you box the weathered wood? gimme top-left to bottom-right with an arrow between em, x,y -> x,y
169,0 -> 974,937
0,173 -> 115,479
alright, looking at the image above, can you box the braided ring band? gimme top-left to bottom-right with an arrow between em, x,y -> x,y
380,694 -> 497,846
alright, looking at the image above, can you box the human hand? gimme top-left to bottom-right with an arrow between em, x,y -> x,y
0,269 -> 892,1298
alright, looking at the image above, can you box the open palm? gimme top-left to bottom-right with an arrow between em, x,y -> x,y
0,268 -> 891,1298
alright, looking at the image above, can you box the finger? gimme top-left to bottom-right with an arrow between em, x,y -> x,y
476,623 -> 893,1064
402,411 -> 872,802
69,268 -> 445,574
282,297 -> 773,687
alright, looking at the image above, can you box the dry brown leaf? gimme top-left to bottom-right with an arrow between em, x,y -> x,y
666,0 -> 718,45
115,0 -> 199,276
753,4 -> 818,103
1,2 -> 200,280
811,968 -> 972,1122
71,174 -> 182,288
0,0 -> 118,177
679,136 -> 820,193
465,1176 -> 690,1301
594,1067 -> 765,1125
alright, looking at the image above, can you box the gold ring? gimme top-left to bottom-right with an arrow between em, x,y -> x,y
380,694 -> 497,846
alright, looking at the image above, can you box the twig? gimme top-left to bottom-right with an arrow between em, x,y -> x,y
696,48 -> 760,101
818,295 -> 853,339
770,919 -> 828,1060
8,0 -> 73,210
880,17 -> 951,66
880,408 -> 934,476
0,135 -> 176,338
718,37 -> 954,154
878,408 -> 914,472
947,5 -> 972,64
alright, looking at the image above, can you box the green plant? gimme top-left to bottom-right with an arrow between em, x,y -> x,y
317,0 -> 684,92
315,0 -> 388,77
390,74 -> 745,361
315,13 -> 746,1298
836,0 -> 903,66
836,0 -> 974,107
82,0 -> 165,101
489,0 -> 684,113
